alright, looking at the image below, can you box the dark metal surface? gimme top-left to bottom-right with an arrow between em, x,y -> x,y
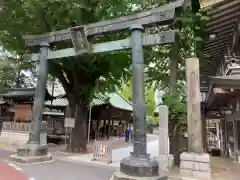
120,155 -> 160,177
120,24 -> 159,177
22,0 -> 187,47
8,43 -> 53,164
28,42 -> 50,144
130,24 -> 147,157
27,31 -> 176,60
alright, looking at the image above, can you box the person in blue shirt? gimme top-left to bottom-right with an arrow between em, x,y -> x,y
125,128 -> 130,142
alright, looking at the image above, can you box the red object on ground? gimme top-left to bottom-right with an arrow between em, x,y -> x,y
0,163 -> 28,180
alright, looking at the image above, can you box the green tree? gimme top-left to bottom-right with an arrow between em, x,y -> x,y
0,0 -> 208,154
0,53 -> 36,90
0,0 -> 140,152
120,81 -> 157,121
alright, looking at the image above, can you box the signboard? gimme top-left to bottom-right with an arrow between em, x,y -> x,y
92,140 -> 112,163
99,144 -> 106,155
64,118 -> 75,128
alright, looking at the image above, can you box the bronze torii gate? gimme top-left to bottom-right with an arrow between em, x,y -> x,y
9,0 -> 187,179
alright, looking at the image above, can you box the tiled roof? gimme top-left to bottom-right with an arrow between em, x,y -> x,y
0,88 -> 35,97
45,98 -> 68,107
90,93 -> 109,106
108,92 -> 132,111
45,92 -> 133,111
0,88 -> 54,100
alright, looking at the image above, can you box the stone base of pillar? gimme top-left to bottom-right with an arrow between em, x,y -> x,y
156,154 -> 174,172
8,143 -> 53,164
110,172 -> 167,180
120,155 -> 160,177
180,152 -> 211,180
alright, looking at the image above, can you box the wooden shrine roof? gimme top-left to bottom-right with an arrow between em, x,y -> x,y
0,88 -> 54,101
204,75 -> 240,108
46,92 -> 133,112
201,0 -> 240,76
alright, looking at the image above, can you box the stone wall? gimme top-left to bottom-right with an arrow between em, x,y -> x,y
180,152 -> 211,179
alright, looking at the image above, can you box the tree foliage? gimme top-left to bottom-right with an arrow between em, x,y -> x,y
0,0 -> 209,153
0,51 -> 36,90
0,0 -> 144,152
162,92 -> 187,134
120,81 -> 156,116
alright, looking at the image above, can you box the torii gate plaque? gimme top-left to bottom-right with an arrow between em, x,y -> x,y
9,0 -> 187,178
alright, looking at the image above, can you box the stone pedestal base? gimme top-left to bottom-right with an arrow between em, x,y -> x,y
110,172 -> 167,180
9,143 -> 53,164
180,152 -> 211,180
120,155 -> 160,177
157,154 -> 174,172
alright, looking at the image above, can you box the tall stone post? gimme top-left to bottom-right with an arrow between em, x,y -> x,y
9,42 -> 53,164
180,58 -> 211,180
158,105 -> 174,171
113,24 -> 166,180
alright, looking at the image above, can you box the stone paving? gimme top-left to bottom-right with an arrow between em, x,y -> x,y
61,139 -> 159,169
18,160 -> 114,180
1,134 -> 240,180
60,139 -> 240,180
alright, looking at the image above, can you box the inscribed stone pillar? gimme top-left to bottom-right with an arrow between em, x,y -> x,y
180,58 -> 211,180
158,105 -> 174,171
186,58 -> 202,153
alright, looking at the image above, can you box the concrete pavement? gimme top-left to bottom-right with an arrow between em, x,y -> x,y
0,148 -> 115,180
61,139 -> 160,169
17,160 -> 115,180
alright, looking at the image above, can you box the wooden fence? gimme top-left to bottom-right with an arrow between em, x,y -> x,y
2,122 -> 47,132
91,140 -> 112,163
2,122 -> 31,132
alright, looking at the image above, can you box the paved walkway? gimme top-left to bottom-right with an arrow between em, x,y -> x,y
210,157 -> 239,180
0,163 -> 28,180
60,140 -> 240,180
1,134 -> 240,180
17,160 -> 114,180
61,139 -> 159,168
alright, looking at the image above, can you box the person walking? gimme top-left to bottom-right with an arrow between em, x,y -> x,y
125,128 -> 130,142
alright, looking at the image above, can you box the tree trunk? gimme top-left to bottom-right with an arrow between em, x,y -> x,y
169,58 -> 177,94
67,95 -> 88,153
169,58 -> 180,165
169,124 -> 181,166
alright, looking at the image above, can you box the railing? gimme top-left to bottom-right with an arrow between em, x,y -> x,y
0,117 -> 12,122
200,0 -> 224,8
217,56 -> 240,76
2,122 -> 47,132
2,122 -> 31,132
91,140 -> 112,163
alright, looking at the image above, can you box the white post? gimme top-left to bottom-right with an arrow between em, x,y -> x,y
216,122 -> 220,149
88,106 -> 92,144
158,105 -> 174,172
